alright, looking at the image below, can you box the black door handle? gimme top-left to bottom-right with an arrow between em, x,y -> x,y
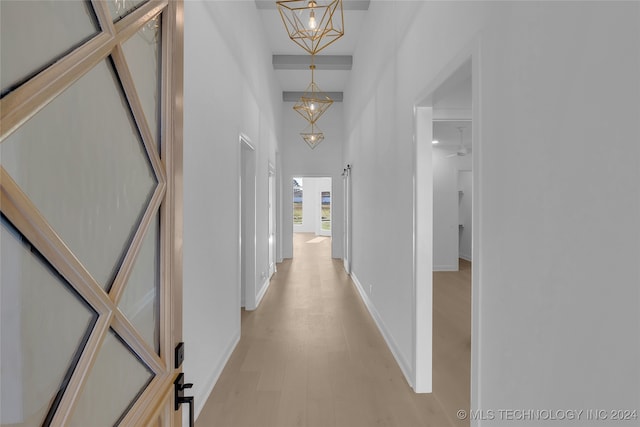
174,373 -> 195,427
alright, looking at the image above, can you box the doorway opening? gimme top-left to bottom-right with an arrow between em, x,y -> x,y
413,41 -> 480,412
291,176 -> 332,255
433,121 -> 472,272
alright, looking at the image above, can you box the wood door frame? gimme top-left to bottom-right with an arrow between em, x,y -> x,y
0,1 -> 184,425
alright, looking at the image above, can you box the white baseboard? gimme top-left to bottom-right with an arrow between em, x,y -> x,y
350,272 -> 414,389
269,262 -> 277,278
459,254 -> 472,262
255,276 -> 271,308
343,259 -> 351,274
193,330 -> 240,421
433,265 -> 458,272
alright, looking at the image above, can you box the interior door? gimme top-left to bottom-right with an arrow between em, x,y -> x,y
0,0 -> 183,425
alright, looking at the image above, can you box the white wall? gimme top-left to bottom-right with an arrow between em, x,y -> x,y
183,1 -> 281,421
345,1 -> 639,423
293,177 -> 332,235
433,148 -> 472,270
282,101 -> 344,259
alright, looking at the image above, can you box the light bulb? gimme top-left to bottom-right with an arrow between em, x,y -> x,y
308,10 -> 317,30
311,135 -> 316,141
310,103 -> 316,111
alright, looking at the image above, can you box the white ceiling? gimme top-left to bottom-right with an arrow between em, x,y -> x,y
254,0 -> 472,117
255,0 -> 369,93
433,60 -> 472,149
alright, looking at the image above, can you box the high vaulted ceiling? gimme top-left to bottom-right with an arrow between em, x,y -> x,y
255,0 -> 370,95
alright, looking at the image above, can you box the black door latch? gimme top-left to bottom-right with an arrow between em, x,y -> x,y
174,372 -> 194,427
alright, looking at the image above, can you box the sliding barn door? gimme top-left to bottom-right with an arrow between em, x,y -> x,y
1,0 -> 183,425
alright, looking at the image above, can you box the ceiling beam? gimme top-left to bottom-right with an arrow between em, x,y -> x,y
273,55 -> 352,70
283,91 -> 344,102
256,0 -> 370,11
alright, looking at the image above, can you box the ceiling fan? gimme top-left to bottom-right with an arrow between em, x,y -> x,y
445,126 -> 471,158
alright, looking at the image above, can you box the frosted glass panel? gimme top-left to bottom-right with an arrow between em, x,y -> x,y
122,13 -> 162,147
1,59 -> 157,290
0,218 -> 97,427
108,0 -> 148,22
0,0 -> 99,95
119,213 -> 160,353
69,330 -> 154,427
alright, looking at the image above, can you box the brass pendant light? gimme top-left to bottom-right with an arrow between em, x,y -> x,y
293,60 -> 333,125
276,0 -> 344,55
300,122 -> 325,149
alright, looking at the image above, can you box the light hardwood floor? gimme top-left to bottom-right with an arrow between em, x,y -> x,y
196,233 -> 471,427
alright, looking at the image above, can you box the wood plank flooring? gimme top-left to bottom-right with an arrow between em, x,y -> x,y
196,233 -> 471,427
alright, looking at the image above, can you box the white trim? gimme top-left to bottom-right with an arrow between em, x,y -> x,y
459,254 -> 472,262
412,106 -> 433,393
351,272 -> 414,389
255,275 -> 271,308
193,330 -> 240,421
433,265 -> 458,272
239,133 -> 257,310
470,36 -> 484,427
269,262 -> 276,279
239,132 -> 256,151
412,36 -> 484,398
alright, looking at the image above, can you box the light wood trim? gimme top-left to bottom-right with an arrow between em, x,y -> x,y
112,308 -> 165,374
163,1 -> 184,425
114,0 -> 168,45
49,313 -> 113,426
109,182 -> 166,305
0,0 -> 167,143
0,32 -> 113,140
159,8 -> 173,372
110,43 -> 167,186
91,0 -> 117,36
0,168 -> 113,315
119,373 -> 176,426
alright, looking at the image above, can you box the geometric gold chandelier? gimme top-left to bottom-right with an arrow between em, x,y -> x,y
300,122 -> 325,149
293,63 -> 334,125
276,0 -> 344,55
277,0 -> 344,148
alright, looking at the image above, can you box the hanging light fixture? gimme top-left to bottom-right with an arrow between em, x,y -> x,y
293,60 -> 333,124
300,122 -> 325,149
276,0 -> 344,55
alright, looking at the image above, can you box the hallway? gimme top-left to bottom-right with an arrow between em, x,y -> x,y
196,233 -> 469,427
